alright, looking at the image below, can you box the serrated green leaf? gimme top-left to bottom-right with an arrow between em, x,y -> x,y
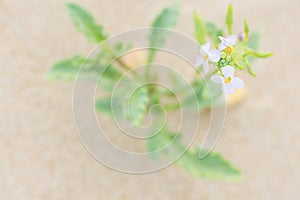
147,3 -> 179,63
47,55 -> 122,91
65,3 -> 107,43
128,87 -> 150,126
176,149 -> 243,181
205,22 -> 224,44
193,12 -> 206,44
46,55 -> 98,81
225,3 -> 233,34
147,123 -> 243,181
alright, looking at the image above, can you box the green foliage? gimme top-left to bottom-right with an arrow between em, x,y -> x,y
128,87 -> 150,126
247,32 -> 261,51
205,22 -> 224,45
182,79 -> 222,110
47,55 -> 122,91
193,12 -> 206,44
225,3 -> 233,34
65,3 -> 107,43
46,55 -> 99,81
147,3 -> 179,63
48,2 -> 273,182
243,19 -> 250,42
147,124 -> 242,181
248,50 -> 273,58
95,96 -> 114,115
95,86 -> 150,125
177,149 -> 243,181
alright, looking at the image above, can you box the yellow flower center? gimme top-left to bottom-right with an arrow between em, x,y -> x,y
225,46 -> 234,54
224,77 -> 232,84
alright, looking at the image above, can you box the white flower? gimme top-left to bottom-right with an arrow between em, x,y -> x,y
196,43 -> 220,73
218,35 -> 237,51
211,66 -> 244,95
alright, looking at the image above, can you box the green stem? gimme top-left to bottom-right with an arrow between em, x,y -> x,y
100,43 -> 140,78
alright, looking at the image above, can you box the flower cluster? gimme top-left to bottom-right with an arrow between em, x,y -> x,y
196,34 -> 244,95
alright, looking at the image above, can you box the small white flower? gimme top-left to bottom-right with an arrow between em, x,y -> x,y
218,35 -> 237,51
211,66 -> 244,95
196,43 -> 220,73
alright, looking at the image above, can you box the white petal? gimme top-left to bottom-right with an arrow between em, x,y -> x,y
226,35 -> 237,46
231,77 -> 244,89
203,61 -> 209,73
196,55 -> 204,67
211,75 -> 224,84
218,42 -> 226,51
222,84 -> 234,94
221,66 -> 235,78
208,49 -> 221,62
218,36 -> 226,42
200,43 -> 211,54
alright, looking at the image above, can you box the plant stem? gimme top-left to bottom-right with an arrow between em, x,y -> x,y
100,43 -> 140,78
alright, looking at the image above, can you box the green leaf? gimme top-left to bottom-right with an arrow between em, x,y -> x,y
95,96 -> 113,115
65,3 -> 107,43
247,50 -> 274,58
243,19 -> 250,42
205,22 -> 224,44
46,55 -> 98,81
225,3 -> 233,34
147,123 -> 242,181
47,55 -> 122,91
147,3 -> 180,63
247,32 -> 261,51
95,96 -> 124,119
176,149 -> 243,181
246,32 -> 261,64
147,127 -> 170,160
193,12 -> 206,44
128,87 -> 150,126
182,79 -> 222,111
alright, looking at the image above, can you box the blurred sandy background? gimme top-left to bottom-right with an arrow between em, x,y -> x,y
1,0 -> 300,199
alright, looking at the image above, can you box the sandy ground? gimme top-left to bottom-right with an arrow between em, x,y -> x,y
1,0 -> 300,199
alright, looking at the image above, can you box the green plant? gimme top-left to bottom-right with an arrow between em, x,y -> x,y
47,2 -> 272,181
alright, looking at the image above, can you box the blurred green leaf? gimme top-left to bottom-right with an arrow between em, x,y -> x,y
95,96 -> 124,119
243,19 -> 250,42
193,12 -> 206,44
247,32 -> 261,51
46,55 -> 98,81
243,58 -> 256,77
47,55 -> 122,91
128,87 -> 150,126
176,149 -> 243,181
246,32 -> 261,63
114,42 -> 133,55
65,2 -> 107,43
95,96 -> 113,115
147,123 -> 242,181
182,79 -> 222,111
225,3 -> 233,34
205,22 -> 224,44
147,3 -> 179,63
247,50 -> 273,58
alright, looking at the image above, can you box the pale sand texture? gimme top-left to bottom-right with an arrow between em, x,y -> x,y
1,0 -> 300,199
